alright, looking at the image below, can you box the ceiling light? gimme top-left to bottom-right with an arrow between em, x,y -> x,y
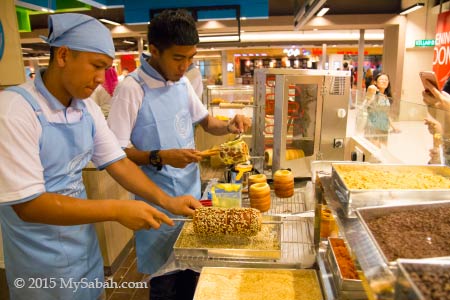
316,7 -> 329,17
294,0 -> 327,30
100,19 -> 121,26
123,40 -> 135,45
199,35 -> 240,43
400,3 -> 425,15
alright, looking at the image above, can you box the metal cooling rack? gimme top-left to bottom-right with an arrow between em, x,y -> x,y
176,187 -> 316,270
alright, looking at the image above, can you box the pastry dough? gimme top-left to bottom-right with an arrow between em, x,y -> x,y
219,138 -> 250,165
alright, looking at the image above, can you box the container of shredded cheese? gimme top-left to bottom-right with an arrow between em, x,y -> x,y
331,163 -> 450,217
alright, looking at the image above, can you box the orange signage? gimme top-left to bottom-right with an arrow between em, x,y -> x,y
433,10 -> 450,89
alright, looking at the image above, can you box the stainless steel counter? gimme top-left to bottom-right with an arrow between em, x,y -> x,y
320,176 -> 396,299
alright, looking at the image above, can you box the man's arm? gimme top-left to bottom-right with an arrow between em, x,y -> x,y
12,192 -> 171,230
105,157 -> 201,215
124,147 -> 202,169
199,114 -> 251,136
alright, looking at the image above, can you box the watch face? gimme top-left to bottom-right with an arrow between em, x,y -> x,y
150,150 -> 161,165
152,156 -> 161,164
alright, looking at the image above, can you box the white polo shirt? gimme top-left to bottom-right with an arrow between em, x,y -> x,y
0,77 -> 125,204
107,56 -> 208,148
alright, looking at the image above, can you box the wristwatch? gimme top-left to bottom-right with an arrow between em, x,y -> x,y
149,150 -> 163,171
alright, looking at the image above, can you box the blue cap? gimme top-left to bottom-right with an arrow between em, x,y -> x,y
41,13 -> 115,59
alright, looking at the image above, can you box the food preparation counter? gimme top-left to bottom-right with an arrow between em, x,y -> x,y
316,173 -> 450,300
175,186 -> 316,271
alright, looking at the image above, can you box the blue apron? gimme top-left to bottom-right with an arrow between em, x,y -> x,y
129,71 -> 200,275
0,86 -> 103,300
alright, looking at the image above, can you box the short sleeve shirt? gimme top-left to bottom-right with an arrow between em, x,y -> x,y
107,53 -> 209,148
0,75 -> 125,204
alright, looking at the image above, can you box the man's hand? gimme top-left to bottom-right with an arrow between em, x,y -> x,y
422,80 -> 450,112
162,195 -> 203,217
424,117 -> 443,135
227,114 -> 252,134
429,148 -> 442,165
115,200 -> 174,230
159,149 -> 202,168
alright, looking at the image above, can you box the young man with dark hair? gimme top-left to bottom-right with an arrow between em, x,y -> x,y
108,9 -> 251,300
0,13 -> 200,299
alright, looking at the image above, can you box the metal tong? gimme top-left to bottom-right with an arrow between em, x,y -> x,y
171,217 -> 282,225
232,131 -> 242,141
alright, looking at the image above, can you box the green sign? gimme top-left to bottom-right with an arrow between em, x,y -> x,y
415,39 -> 435,47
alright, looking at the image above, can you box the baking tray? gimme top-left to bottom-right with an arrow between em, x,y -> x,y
395,258 -> 450,300
355,200 -> 450,265
173,215 -> 281,260
194,267 -> 323,300
326,238 -> 365,299
331,163 -> 450,216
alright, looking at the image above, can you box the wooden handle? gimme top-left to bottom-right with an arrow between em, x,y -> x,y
199,148 -> 220,157
219,103 -> 245,109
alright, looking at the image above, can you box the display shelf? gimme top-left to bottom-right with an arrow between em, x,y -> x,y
206,85 -> 254,118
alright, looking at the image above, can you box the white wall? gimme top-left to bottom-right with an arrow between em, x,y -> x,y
401,0 -> 440,104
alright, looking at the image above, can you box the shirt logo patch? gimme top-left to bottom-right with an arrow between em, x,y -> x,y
174,109 -> 191,139
64,149 -> 93,196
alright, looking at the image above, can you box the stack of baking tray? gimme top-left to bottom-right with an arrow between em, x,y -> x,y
395,259 -> 450,300
331,163 -> 450,217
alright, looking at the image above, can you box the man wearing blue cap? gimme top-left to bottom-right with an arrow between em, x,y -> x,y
108,9 -> 251,300
0,13 -> 201,300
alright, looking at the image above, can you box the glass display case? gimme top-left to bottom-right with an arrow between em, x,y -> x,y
253,69 -> 351,178
205,85 -> 254,119
347,95 -> 439,165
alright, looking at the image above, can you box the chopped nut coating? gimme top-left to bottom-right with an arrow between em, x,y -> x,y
193,207 -> 262,237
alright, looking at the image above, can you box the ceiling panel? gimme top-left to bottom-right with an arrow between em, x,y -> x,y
20,0 -> 403,57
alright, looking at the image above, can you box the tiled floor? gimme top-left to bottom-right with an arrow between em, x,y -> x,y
105,247 -> 150,300
0,268 -> 9,300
